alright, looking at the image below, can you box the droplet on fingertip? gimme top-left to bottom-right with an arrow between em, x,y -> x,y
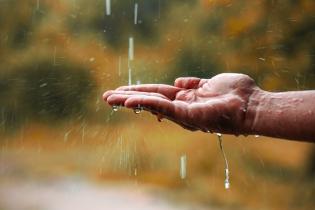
112,105 -> 119,112
134,108 -> 142,114
216,133 -> 222,137
134,105 -> 143,114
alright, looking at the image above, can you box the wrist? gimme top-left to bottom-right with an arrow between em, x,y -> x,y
242,88 -> 269,135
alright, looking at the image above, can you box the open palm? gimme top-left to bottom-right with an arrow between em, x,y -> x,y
103,73 -> 257,135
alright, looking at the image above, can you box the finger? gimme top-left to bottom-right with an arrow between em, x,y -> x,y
174,77 -> 202,89
107,94 -> 131,106
103,90 -> 113,101
106,92 -> 169,106
116,84 -> 181,100
124,95 -> 176,118
103,90 -> 168,101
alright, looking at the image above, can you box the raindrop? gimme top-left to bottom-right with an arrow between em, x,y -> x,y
134,3 -> 138,25
254,135 -> 260,138
128,37 -> 134,85
64,130 -> 71,142
105,0 -> 111,16
36,0 -> 40,10
118,56 -> 122,76
180,154 -> 187,179
128,67 -> 132,86
112,105 -> 119,112
39,83 -> 47,88
128,37 -> 134,61
134,106 -> 142,114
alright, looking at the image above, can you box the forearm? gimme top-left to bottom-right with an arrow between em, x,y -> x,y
245,89 -> 315,142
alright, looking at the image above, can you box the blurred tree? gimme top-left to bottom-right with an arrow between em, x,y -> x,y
20,60 -> 96,121
0,59 -> 96,133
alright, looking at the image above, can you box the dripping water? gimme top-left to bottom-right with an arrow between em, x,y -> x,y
216,133 -> 230,189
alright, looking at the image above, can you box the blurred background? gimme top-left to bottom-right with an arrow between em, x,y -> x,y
0,0 -> 315,209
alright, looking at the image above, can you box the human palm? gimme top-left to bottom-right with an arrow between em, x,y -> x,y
103,73 -> 257,135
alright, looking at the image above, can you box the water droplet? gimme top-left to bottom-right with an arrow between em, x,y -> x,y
134,3 -> 138,25
216,133 -> 222,137
254,135 -> 260,138
180,154 -> 187,179
134,106 -> 142,114
112,105 -> 119,112
224,179 -> 230,189
105,0 -> 111,15
134,108 -> 141,114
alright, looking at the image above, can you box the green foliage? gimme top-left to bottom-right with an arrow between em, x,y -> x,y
0,59 -> 96,132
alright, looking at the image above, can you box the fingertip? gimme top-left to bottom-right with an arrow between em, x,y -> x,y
102,90 -> 112,101
107,94 -> 129,106
106,94 -> 117,105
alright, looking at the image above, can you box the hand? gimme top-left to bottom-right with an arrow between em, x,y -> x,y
103,73 -> 258,135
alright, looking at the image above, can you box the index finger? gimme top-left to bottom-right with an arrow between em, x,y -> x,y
116,84 -> 182,100
124,95 -> 176,118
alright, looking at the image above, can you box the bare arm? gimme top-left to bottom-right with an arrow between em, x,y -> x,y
245,90 -> 315,142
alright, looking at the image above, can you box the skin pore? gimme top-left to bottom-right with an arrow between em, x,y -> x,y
103,73 -> 315,143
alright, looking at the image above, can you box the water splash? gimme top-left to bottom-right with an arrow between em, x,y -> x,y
216,133 -> 230,189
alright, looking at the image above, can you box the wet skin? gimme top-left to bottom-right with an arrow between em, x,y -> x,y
103,73 -> 315,142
